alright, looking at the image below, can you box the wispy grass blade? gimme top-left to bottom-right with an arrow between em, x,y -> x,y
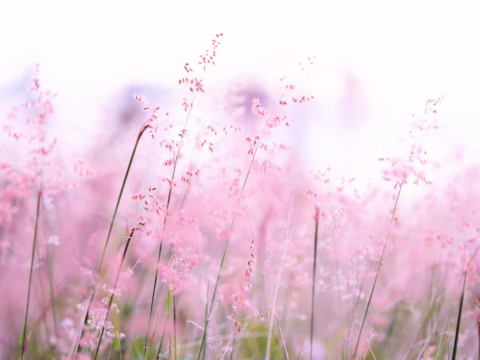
435,318 -> 449,360
352,186 -> 402,359
452,243 -> 480,359
154,289 -> 172,360
452,285 -> 464,360
201,279 -> 209,360
20,190 -> 42,360
448,328 -> 451,360
174,294 -> 178,360
310,206 -> 319,360
265,200 -> 293,360
76,121 -> 151,356
41,198 -> 60,360
156,314 -> 169,360
417,336 -> 432,359
93,225 -> 137,360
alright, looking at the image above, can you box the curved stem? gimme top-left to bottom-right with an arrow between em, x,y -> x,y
76,122 -> 150,357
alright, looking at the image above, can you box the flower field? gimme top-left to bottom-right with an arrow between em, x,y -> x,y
1,31 -> 480,360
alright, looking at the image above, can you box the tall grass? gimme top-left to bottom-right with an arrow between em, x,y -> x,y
452,244 -> 480,359
93,225 -> 137,360
20,191 -> 42,360
352,186 -> 402,359
75,119 -> 152,357
310,207 -> 319,360
144,88 -> 199,359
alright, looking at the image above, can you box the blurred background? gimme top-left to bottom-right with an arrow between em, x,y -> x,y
1,0 -> 479,190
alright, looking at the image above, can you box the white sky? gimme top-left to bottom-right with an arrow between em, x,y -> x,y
1,1 -> 479,186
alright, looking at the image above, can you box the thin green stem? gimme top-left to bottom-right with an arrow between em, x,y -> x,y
452,243 -> 480,359
93,225 -> 136,360
20,190 -> 42,360
144,245 -> 164,357
352,186 -> 402,359
156,313 -> 169,360
229,337 -> 237,360
201,279 -> 209,360
33,247 -> 51,346
42,199 -> 60,359
174,294 -> 178,360
265,201 -> 293,360
435,318 -> 449,360
332,216 -> 342,320
346,253 -> 369,358
76,122 -> 150,356
310,208 -> 319,360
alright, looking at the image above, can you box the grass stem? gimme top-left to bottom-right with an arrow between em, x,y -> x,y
20,190 -> 42,360
93,225 -> 137,360
76,121 -> 151,356
310,207 -> 319,360
452,242 -> 480,359
352,186 -> 402,359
